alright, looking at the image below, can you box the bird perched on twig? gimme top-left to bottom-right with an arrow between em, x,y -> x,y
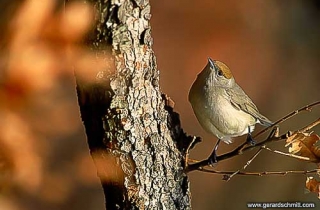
189,58 -> 272,163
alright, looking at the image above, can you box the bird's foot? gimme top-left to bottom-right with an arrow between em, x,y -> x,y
207,139 -> 221,166
208,151 -> 218,165
246,133 -> 256,146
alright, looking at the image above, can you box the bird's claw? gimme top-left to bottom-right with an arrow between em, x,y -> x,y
246,133 -> 256,146
208,139 -> 221,166
208,152 -> 218,166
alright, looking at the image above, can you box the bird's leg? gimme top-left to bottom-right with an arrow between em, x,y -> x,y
208,139 -> 221,165
246,126 -> 256,145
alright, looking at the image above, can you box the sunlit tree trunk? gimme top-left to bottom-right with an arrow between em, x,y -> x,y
71,0 -> 192,209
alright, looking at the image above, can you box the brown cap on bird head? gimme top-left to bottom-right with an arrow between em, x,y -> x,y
208,58 -> 233,79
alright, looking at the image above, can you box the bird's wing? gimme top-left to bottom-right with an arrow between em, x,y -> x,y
226,84 -> 272,126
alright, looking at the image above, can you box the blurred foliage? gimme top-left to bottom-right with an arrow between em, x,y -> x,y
0,0 -> 105,209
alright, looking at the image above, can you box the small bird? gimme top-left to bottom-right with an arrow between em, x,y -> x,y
189,58 -> 272,163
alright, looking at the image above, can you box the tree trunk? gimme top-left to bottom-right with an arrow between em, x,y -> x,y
72,0 -> 192,209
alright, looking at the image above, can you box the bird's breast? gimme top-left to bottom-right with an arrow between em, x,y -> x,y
190,89 -> 256,139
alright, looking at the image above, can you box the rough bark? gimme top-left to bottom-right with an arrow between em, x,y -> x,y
72,0 -> 192,209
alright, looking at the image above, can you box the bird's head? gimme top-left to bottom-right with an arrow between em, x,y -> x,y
204,58 -> 235,88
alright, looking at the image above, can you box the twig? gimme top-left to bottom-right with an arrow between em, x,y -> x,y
198,168 -> 320,177
229,101 -> 320,158
185,126 -> 282,172
186,102 -> 320,173
223,147 -> 263,181
184,136 -> 198,168
296,117 -> 320,134
261,146 -> 310,161
253,101 -> 320,139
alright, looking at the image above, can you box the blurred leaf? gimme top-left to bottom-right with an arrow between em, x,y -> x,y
285,132 -> 320,162
306,177 -> 320,199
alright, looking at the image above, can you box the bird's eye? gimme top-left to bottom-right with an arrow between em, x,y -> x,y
217,70 -> 223,77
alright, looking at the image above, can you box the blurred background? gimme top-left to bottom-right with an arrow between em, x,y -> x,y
152,0 -> 320,209
0,0 -> 320,210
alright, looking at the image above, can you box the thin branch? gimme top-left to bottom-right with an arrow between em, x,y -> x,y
223,147 -> 263,181
184,137 -> 198,168
261,145 -> 310,161
185,126 -> 281,172
225,102 -> 320,160
186,105 -> 320,173
254,101 -> 320,139
296,117 -> 320,134
198,168 -> 320,177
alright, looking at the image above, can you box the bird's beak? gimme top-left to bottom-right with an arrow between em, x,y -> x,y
208,57 -> 215,68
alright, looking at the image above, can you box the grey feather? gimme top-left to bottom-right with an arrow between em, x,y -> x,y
226,83 -> 272,127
